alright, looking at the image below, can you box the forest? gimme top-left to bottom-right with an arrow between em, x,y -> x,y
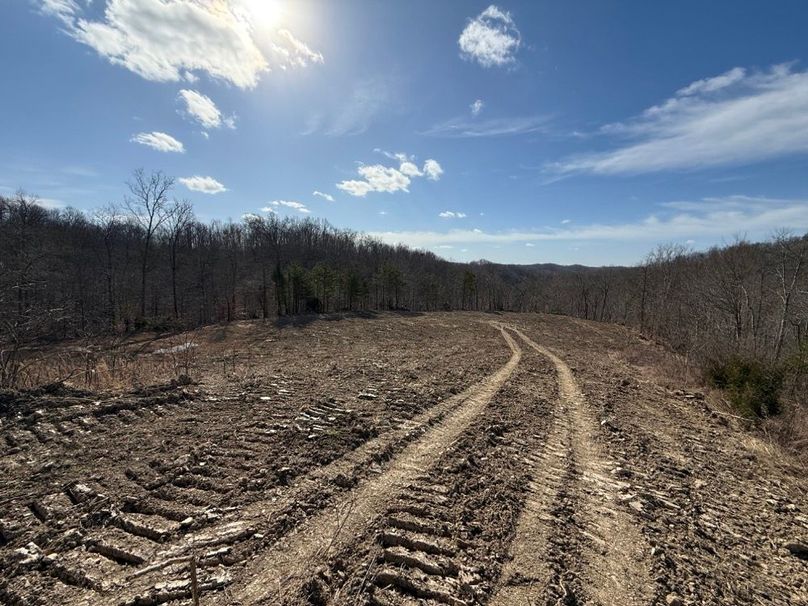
2,170 -> 807,420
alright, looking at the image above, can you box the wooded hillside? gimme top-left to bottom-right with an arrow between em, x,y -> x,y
2,171 -> 807,406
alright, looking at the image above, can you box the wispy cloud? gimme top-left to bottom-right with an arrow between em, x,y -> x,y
458,5 -> 521,68
422,114 -> 549,137
179,175 -> 226,194
337,153 -> 443,197
470,99 -> 484,116
550,63 -> 808,175
39,0 -> 322,88
313,190 -> 334,202
369,196 -> 808,247
39,0 -> 78,25
178,89 -> 234,130
130,131 -> 185,153
304,78 -> 396,137
262,200 -> 310,214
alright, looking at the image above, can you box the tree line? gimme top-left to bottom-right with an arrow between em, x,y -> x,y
2,170 -> 807,408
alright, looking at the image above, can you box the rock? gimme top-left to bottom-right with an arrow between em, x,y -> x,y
13,542 -> 42,565
665,593 -> 684,606
67,482 -> 97,503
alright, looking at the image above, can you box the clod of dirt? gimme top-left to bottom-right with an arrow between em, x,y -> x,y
785,542 -> 808,560
665,593 -> 684,606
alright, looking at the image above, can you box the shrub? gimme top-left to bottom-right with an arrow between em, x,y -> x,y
705,356 -> 783,418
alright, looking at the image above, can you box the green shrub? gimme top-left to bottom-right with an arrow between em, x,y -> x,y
705,356 -> 783,418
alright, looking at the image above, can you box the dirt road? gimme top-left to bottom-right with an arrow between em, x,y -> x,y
1,313 -> 805,605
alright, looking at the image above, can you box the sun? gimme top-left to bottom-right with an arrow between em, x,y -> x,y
240,0 -> 284,30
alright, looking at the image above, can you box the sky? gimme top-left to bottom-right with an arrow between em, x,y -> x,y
3,1 -> 808,266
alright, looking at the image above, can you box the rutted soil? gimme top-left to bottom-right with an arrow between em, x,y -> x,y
1,312 -> 805,606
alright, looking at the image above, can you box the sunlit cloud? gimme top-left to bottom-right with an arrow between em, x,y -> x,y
178,89 -> 234,130
179,175 -> 227,194
262,199 -> 310,214
337,153 -> 443,197
39,0 -> 322,89
313,190 -> 334,202
550,63 -> 808,175
439,211 -> 466,219
458,5 -> 521,68
130,131 -> 185,153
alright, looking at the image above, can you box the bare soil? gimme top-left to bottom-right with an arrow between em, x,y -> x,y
1,313 -> 805,606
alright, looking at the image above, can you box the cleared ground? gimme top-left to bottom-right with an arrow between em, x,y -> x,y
0,313 -> 805,605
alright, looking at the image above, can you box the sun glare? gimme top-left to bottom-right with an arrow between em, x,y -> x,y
241,0 -> 284,30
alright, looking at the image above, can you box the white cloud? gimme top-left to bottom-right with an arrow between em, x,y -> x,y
470,99 -> 484,116
525,242 -> 535,247
263,200 -> 310,214
458,5 -> 521,68
359,165 -> 411,193
423,159 -> 443,180
550,63 -> 808,175
677,67 -> 746,96
336,179 -> 375,198
40,0 -> 79,24
179,175 -> 226,194
271,29 -> 323,68
423,115 -> 549,137
178,89 -> 234,130
42,0 -> 322,89
439,211 -> 467,219
375,150 -> 424,177
369,196 -> 808,247
130,131 -> 185,153
561,219 -> 571,224
337,153 -> 442,197
313,190 -> 334,202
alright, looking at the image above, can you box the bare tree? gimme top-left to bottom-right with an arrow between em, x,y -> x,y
166,199 -> 194,320
771,230 -> 807,360
124,169 -> 175,321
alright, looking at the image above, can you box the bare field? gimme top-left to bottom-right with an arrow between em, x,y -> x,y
1,313 -> 805,606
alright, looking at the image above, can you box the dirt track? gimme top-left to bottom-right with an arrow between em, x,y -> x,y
1,313 -> 805,605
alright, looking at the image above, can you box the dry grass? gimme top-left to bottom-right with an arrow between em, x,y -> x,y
6,323 -> 267,391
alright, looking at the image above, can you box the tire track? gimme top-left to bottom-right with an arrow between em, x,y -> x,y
215,324 -> 522,605
491,328 -> 652,606
1,327 -> 519,606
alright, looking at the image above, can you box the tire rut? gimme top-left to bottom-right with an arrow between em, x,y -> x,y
491,328 -> 653,606
215,325 -> 522,605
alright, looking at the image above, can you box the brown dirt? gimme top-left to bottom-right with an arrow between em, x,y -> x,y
1,312 -> 805,606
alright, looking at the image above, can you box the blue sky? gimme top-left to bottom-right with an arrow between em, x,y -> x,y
3,1 -> 808,265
